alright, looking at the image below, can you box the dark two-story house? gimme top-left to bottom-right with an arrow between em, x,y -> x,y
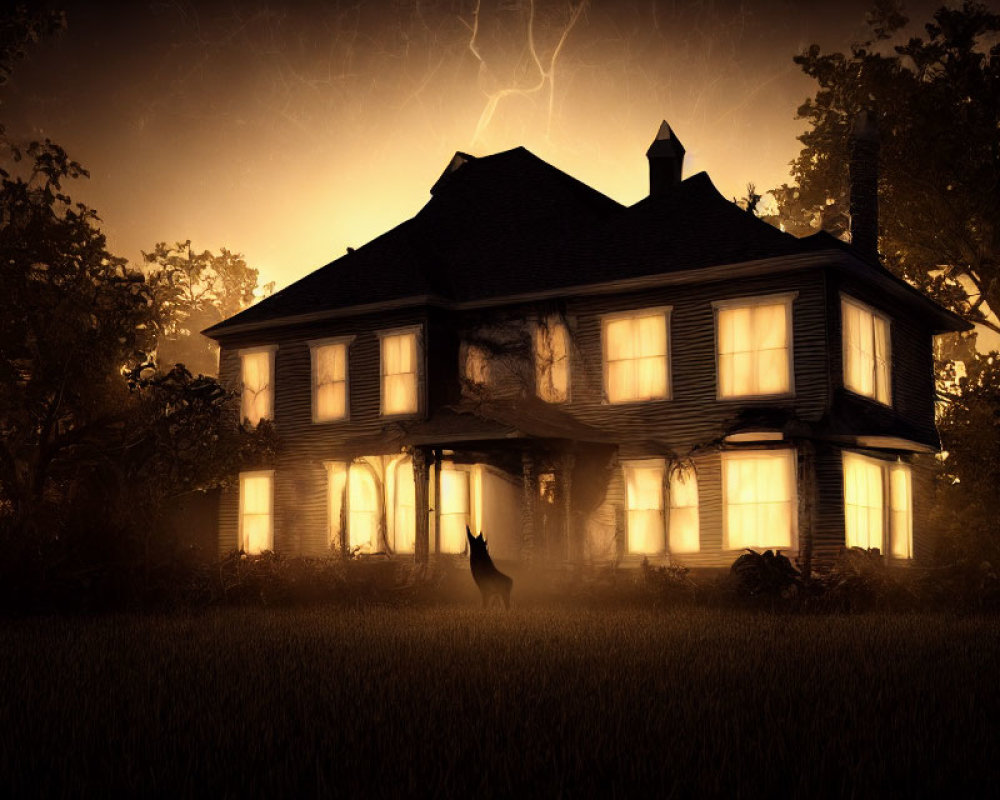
204,119 -> 968,569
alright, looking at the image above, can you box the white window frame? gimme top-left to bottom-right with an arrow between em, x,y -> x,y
712,292 -> 797,400
601,307 -> 672,405
841,294 -> 892,406
308,336 -> 354,424
841,451 -> 913,559
238,469 -> 275,554
238,345 -> 277,426
377,325 -> 423,418
534,315 -> 571,403
721,448 -> 798,552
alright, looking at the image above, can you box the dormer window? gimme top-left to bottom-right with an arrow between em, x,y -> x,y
380,326 -> 421,416
240,346 -> 277,426
602,308 -> 670,403
310,337 -> 353,422
842,296 -> 891,405
714,294 -> 795,399
534,315 -> 569,403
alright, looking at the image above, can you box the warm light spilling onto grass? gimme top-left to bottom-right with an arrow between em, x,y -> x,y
604,311 -> 669,403
722,449 -> 795,549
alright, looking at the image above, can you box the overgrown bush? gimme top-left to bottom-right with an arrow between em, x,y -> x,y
813,548 -> 920,613
729,549 -> 802,607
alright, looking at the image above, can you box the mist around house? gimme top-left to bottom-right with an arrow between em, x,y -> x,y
2,2 -> 999,796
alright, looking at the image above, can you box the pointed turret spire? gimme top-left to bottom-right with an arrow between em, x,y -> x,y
646,120 -> 686,197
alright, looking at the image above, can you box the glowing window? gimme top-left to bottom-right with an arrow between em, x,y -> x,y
715,295 -> 793,398
239,471 -> 274,554
325,461 -> 348,549
310,339 -> 350,422
534,316 -> 569,403
389,457 -> 416,554
843,452 -> 884,550
624,461 -> 665,554
240,347 -> 275,426
890,464 -> 913,559
668,464 -> 700,554
462,343 -> 490,386
841,453 -> 913,558
723,449 -> 796,550
603,309 -> 670,403
842,297 -> 891,404
439,467 -> 470,555
348,462 -> 380,552
381,328 -> 420,415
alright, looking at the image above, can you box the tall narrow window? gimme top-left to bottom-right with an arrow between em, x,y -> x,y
325,461 -> 348,550
603,309 -> 670,403
842,297 -> 891,404
381,328 -> 419,415
240,347 -> 275,425
239,471 -> 274,554
534,316 -> 569,403
890,464 -> 913,559
723,449 -> 796,550
390,457 -> 416,554
624,460 -> 665,554
715,295 -> 794,398
668,464 -> 700,554
462,343 -> 490,386
310,338 -> 350,422
843,452 -> 884,550
439,467 -> 469,554
348,462 -> 380,552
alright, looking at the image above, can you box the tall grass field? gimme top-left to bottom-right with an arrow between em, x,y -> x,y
2,608 -> 998,796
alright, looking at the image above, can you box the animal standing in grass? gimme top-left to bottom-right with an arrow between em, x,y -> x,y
466,527 -> 513,610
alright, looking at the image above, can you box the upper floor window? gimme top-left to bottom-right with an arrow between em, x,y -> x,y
842,296 -> 891,405
310,337 -> 352,423
602,308 -> 670,404
843,452 -> 912,558
534,315 -> 569,403
461,342 -> 490,386
714,294 -> 794,399
722,448 -> 797,551
380,327 -> 421,416
240,346 -> 276,426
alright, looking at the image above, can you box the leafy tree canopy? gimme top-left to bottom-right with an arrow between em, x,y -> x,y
764,0 -> 1000,336
144,240 -> 273,377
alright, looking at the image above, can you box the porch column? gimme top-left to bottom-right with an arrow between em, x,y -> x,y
433,449 -> 443,555
412,448 -> 430,564
521,450 -> 537,564
561,451 -> 575,563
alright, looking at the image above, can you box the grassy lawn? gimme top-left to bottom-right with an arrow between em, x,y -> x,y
2,607 -> 998,797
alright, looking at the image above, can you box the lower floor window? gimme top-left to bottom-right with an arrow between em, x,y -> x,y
239,470 -> 274,554
439,466 -> 470,554
722,449 -> 796,550
624,460 -> 665,554
843,452 -> 912,558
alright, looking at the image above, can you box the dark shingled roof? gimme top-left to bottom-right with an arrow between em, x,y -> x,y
205,145 -> 965,336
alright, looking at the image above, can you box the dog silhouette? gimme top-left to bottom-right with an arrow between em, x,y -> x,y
466,526 -> 513,610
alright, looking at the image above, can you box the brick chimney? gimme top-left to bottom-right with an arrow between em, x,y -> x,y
646,120 -> 685,197
849,110 -> 879,262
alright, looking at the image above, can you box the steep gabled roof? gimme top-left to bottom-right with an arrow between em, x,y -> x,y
204,146 -> 968,337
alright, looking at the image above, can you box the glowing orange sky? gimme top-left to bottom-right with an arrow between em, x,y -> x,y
3,0 -> 942,293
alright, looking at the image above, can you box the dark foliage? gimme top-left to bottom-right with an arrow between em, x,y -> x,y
730,549 -> 802,604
